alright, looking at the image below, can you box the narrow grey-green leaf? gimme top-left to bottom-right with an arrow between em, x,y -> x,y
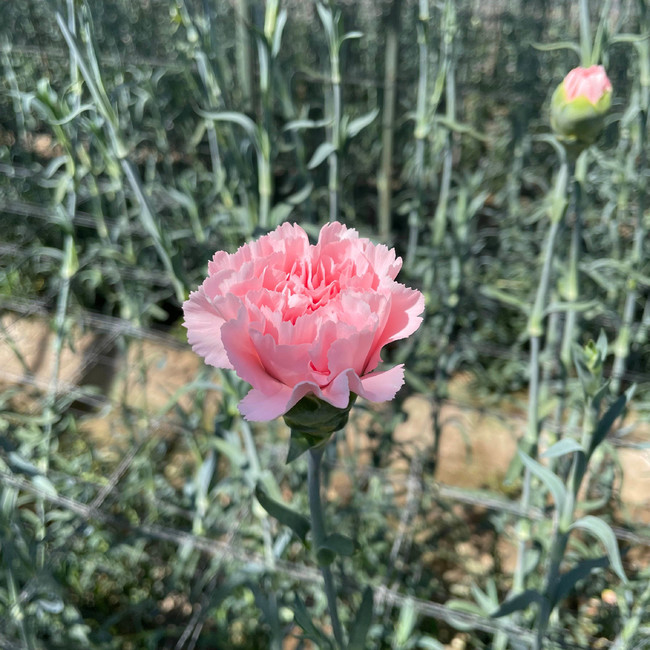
541,438 -> 584,459
518,450 -> 566,513
480,286 -> 530,314
293,595 -> 334,648
491,589 -> 543,618
307,142 -> 336,169
393,597 -> 418,646
286,429 -> 322,463
285,182 -> 314,205
321,532 -> 355,557
269,202 -> 295,225
346,108 -> 379,139
470,584 -> 497,614
209,437 -> 247,469
347,586 -> 374,650
569,516 -> 627,584
198,109 -> 259,143
531,40 -> 582,55
316,3 -> 334,38
445,599 -> 484,631
554,556 -> 609,603
32,474 -> 58,498
271,9 -> 288,58
543,299 -> 600,315
283,118 -> 332,131
342,30 -> 364,41
589,389 -> 633,458
433,116 -> 488,141
254,483 -> 310,543
8,452 -> 40,476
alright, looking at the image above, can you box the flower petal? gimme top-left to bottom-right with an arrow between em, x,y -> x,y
183,288 -> 234,369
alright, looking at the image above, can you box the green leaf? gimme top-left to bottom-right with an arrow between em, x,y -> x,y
284,182 -> 314,205
491,589 -> 543,618
286,429 -> 321,463
269,202 -> 295,225
589,388 -> 634,458
541,438 -> 584,459
284,117 -> 332,131
433,116 -> 488,141
543,299 -> 600,316
316,3 -> 334,38
416,640 -> 445,650
610,33 -> 650,44
271,8 -> 288,58
209,437 -> 247,470
518,450 -> 567,514
479,286 -> 530,314
61,237 -> 78,280
318,533 -> 356,557
569,516 -> 627,584
254,483 -> 310,543
392,596 -> 417,647
32,474 -> 58,498
347,586 -> 374,650
342,30 -> 364,42
531,40 -> 582,56
445,599 -> 483,631
345,108 -> 379,139
293,594 -> 334,649
198,109 -> 259,143
554,556 -> 609,602
8,452 -> 40,476
307,142 -> 336,169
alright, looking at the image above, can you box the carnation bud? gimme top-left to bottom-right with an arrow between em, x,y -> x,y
283,394 -> 357,439
550,65 -> 612,147
283,394 -> 357,462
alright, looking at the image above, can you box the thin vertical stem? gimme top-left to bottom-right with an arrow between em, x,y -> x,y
535,397 -> 595,648
1,41 -> 26,144
307,447 -> 344,648
432,0 -> 455,248
560,157 -> 584,370
579,0 -> 592,65
235,0 -> 253,110
612,57 -> 648,391
378,0 -> 401,241
511,161 -> 565,601
39,0 -> 80,570
240,421 -> 275,566
329,54 -> 341,223
406,0 -> 429,267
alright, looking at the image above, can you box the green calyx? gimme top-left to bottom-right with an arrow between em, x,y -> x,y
550,82 -> 611,148
283,393 -> 357,462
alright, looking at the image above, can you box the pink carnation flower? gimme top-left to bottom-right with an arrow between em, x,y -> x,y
562,65 -> 612,105
183,222 -> 425,421
550,65 -> 613,146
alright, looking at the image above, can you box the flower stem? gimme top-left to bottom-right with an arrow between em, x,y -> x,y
511,159 -> 566,603
307,447 -> 345,648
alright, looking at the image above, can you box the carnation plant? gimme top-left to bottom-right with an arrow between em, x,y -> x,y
184,222 -> 424,646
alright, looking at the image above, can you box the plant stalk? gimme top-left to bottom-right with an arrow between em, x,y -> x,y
329,53 -> 341,223
612,69 -> 648,392
378,0 -> 401,241
512,159 -> 567,601
307,447 -> 344,648
406,0 -> 429,267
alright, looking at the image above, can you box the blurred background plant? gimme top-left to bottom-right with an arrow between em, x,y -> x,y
0,0 -> 649,648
